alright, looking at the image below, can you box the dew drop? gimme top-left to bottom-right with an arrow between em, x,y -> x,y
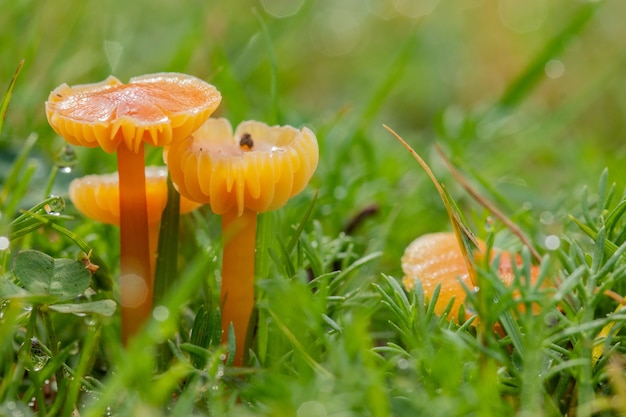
484,216 -> 494,232
44,195 -> 66,215
54,145 -> 77,173
0,236 -> 9,251
29,337 -> 50,371
83,316 -> 98,327
270,145 -> 284,154
216,364 -> 225,378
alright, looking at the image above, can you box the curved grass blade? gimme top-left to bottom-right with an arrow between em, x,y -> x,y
0,59 -> 24,138
435,144 -> 541,262
383,124 -> 480,287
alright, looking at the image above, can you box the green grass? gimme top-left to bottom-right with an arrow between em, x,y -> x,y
3,0 -> 626,415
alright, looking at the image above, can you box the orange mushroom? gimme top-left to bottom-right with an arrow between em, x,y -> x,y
46,73 -> 221,342
69,166 -> 202,277
164,118 -> 319,365
401,232 -> 540,321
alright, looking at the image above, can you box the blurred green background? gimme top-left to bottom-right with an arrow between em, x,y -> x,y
1,0 -> 625,277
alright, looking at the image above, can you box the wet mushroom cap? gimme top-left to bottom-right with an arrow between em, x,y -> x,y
165,118 -> 319,215
45,73 -> 222,153
69,166 -> 202,225
402,232 -> 478,317
401,232 -> 539,318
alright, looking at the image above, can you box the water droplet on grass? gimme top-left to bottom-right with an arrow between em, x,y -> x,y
54,145 -> 77,173
29,337 -> 50,371
216,364 -> 224,378
83,316 -> 98,327
45,196 -> 66,215
484,216 -> 494,232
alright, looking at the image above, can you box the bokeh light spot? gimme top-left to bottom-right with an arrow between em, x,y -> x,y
392,0 -> 439,18
545,235 -> 561,250
498,0 -> 547,33
261,0 -> 305,18
545,59 -> 565,79
309,8 -> 362,56
120,274 -> 148,308
153,305 -> 170,322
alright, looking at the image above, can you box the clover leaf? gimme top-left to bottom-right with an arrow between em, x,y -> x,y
14,250 -> 91,301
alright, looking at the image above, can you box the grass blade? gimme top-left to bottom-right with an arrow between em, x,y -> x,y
153,176 -> 181,306
497,3 -> 601,109
0,59 -> 24,138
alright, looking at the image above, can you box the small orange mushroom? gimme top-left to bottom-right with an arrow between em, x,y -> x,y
46,73 -> 221,342
69,166 -> 202,276
401,232 -> 540,321
165,118 -> 319,365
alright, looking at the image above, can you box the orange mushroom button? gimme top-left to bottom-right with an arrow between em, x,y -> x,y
69,166 -> 202,226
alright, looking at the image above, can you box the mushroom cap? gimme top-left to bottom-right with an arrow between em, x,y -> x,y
401,232 -> 539,320
69,166 -> 202,226
46,73 -> 222,154
165,118 -> 319,216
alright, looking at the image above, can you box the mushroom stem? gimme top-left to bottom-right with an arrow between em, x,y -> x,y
117,144 -> 153,344
220,208 -> 257,366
